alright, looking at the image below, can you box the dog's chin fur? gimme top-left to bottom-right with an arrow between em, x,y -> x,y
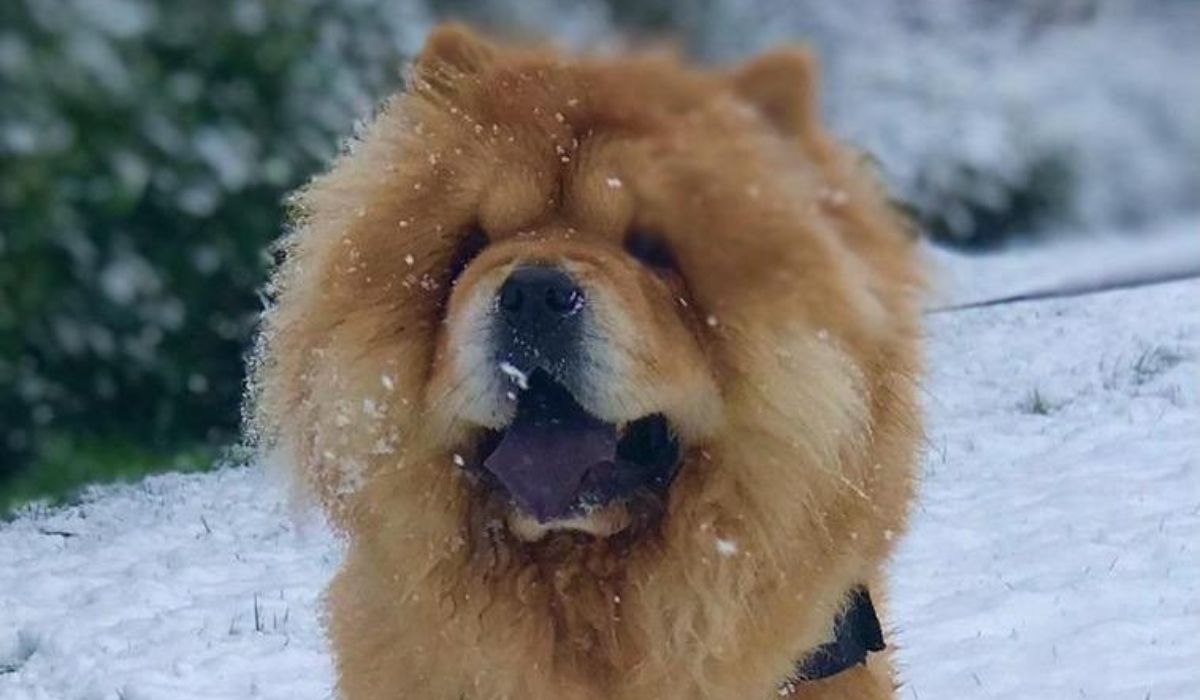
507,505 -> 631,541
250,23 -> 923,700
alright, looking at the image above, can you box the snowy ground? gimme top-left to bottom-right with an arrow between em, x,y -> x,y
896,256 -> 1200,696
2,230 -> 1198,700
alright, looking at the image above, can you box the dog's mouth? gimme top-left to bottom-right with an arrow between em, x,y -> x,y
462,370 -> 681,534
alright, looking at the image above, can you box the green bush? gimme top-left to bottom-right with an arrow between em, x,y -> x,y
0,0 -> 423,484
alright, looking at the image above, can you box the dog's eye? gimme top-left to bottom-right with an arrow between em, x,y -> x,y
447,226 -> 490,285
624,230 -> 677,272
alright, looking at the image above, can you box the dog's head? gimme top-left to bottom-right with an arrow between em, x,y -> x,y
252,26 -> 920,685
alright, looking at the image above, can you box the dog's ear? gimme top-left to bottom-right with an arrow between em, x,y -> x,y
728,48 -> 822,141
411,24 -> 495,95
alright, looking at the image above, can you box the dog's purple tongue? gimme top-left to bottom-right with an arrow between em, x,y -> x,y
483,372 -> 617,522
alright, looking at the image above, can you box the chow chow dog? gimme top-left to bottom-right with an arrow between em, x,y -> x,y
250,23 -> 922,700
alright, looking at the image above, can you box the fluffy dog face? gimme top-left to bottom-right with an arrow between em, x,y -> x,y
252,25 -> 922,699
430,225 -> 720,539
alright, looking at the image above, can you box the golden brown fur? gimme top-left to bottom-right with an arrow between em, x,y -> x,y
250,24 -> 923,700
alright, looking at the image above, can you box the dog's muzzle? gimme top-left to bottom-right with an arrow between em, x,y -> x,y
470,265 -> 680,524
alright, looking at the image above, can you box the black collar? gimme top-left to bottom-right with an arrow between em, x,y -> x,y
782,586 -> 885,691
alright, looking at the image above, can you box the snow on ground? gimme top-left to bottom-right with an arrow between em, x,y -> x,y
0,470 -> 341,700
895,274 -> 1199,699
2,237 -> 1198,699
924,217 -> 1200,310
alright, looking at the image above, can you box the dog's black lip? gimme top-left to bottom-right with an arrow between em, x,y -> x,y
567,412 -> 681,512
460,378 -> 681,519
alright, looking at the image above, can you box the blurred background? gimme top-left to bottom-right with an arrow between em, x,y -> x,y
2,0 -> 1197,512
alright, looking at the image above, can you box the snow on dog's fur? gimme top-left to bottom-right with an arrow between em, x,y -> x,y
250,24 -> 923,700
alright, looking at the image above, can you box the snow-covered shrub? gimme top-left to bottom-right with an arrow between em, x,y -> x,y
0,0 -> 428,475
674,0 -> 1200,245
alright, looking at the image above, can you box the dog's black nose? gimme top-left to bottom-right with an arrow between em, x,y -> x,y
494,266 -> 584,378
497,266 -> 583,334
